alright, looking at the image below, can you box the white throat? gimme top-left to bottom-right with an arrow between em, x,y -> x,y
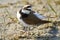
22,9 -> 30,14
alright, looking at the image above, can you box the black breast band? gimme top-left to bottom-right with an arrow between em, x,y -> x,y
19,9 -> 29,18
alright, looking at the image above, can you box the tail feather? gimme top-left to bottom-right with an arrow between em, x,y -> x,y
43,21 -> 51,23
40,20 -> 51,24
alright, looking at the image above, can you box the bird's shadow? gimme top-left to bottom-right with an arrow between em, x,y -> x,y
36,26 -> 58,40
48,21 -> 60,37
36,21 -> 60,40
48,26 -> 58,37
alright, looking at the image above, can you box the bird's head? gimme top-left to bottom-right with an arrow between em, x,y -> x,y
17,5 -> 33,18
21,5 -> 32,14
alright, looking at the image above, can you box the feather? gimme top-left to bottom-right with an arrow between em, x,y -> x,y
33,12 -> 46,20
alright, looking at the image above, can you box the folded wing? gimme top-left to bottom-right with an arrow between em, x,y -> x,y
33,12 -> 46,20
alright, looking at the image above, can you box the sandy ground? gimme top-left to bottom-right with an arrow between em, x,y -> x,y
0,0 -> 60,40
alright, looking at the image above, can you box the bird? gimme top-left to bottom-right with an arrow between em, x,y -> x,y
17,5 -> 51,31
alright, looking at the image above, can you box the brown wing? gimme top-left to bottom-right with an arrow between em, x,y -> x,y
22,13 -> 51,25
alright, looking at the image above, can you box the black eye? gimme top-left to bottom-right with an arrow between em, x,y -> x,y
26,6 -> 31,8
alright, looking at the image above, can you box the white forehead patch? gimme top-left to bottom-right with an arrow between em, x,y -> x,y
23,5 -> 31,8
22,9 -> 30,14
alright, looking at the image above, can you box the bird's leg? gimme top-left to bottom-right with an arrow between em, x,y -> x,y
23,26 -> 31,31
27,26 -> 30,31
23,26 -> 26,31
23,26 -> 28,31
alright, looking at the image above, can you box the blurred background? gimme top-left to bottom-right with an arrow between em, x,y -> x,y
0,0 -> 60,40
